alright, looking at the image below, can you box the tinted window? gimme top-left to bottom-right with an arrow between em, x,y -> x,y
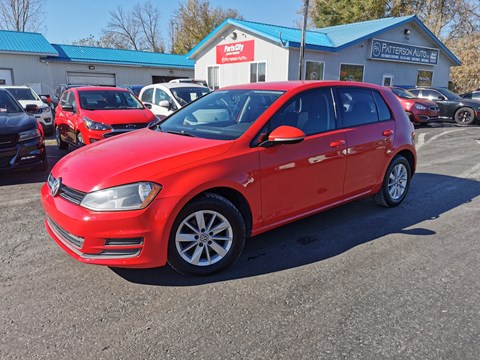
337,88 -> 378,127
409,89 -> 420,96
141,88 -> 153,103
373,92 -> 392,121
267,88 -> 336,136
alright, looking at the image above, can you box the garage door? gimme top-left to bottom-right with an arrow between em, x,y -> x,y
66,72 -> 116,86
0,69 -> 13,85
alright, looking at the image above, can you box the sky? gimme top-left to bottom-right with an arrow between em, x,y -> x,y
44,0 -> 304,47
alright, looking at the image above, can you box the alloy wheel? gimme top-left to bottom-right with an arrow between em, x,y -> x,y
388,163 -> 408,200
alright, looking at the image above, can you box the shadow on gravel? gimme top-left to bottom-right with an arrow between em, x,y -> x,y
112,172 -> 480,286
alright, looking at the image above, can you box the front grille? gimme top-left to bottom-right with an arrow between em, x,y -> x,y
111,123 -> 148,130
47,174 -> 87,205
47,217 -> 84,249
0,133 -> 17,149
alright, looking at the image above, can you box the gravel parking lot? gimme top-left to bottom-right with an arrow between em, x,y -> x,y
1,123 -> 479,359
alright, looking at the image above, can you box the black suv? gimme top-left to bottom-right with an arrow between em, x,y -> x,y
408,87 -> 480,125
0,89 -> 47,171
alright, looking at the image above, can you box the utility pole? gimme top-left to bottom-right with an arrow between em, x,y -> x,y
298,0 -> 309,80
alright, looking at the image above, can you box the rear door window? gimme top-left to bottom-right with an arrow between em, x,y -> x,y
337,87 -> 390,127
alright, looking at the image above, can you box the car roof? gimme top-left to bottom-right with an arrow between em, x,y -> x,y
72,86 -> 129,92
0,85 -> 31,89
143,83 -> 209,90
220,80 -> 387,92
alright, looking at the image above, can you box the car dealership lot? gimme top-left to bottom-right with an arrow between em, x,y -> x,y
1,123 -> 479,359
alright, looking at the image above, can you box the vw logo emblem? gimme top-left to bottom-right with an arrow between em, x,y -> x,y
51,177 -> 62,197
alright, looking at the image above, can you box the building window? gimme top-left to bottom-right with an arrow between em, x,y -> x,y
339,64 -> 364,82
416,70 -> 433,87
207,66 -> 219,90
250,62 -> 266,83
305,61 -> 324,80
382,75 -> 393,86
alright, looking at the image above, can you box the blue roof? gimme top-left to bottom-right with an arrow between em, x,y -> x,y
187,16 -> 460,65
0,30 -> 58,55
46,44 -> 194,69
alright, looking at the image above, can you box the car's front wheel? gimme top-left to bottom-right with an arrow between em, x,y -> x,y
454,107 -> 475,125
373,155 -> 411,207
168,193 -> 246,276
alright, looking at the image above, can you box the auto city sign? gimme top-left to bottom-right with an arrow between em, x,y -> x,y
371,39 -> 438,65
216,40 -> 255,64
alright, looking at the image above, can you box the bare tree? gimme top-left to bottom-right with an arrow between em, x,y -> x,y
100,1 -> 164,52
0,0 -> 43,32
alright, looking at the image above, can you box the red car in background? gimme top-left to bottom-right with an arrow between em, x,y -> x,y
42,81 -> 416,276
390,86 -> 440,125
54,87 -> 156,149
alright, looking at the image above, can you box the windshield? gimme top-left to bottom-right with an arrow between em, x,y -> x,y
170,87 -> 211,106
6,88 -> 39,101
0,91 -> 24,113
155,89 -> 284,140
78,90 -> 145,110
391,87 -> 417,99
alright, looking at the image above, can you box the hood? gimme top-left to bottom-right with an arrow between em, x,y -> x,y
82,109 -> 156,125
52,128 -> 233,192
0,112 -> 37,134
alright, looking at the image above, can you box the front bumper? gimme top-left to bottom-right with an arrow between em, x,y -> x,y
41,182 -> 181,268
0,136 -> 46,171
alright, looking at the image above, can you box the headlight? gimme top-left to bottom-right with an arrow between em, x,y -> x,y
414,103 -> 427,110
80,182 -> 161,211
18,128 -> 41,141
83,117 -> 112,131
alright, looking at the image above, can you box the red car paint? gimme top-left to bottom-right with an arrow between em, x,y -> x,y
41,81 -> 416,274
390,86 -> 440,124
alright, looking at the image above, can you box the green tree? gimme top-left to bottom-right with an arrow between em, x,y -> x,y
169,0 -> 241,54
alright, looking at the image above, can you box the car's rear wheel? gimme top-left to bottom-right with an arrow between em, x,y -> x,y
454,107 -> 475,125
373,155 -> 411,207
55,126 -> 68,150
168,193 -> 246,276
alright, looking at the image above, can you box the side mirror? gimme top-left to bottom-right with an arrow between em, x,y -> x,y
260,125 -> 305,148
158,100 -> 170,109
40,96 -> 49,104
144,102 -> 152,109
61,104 -> 74,112
437,96 -> 446,101
25,104 -> 38,113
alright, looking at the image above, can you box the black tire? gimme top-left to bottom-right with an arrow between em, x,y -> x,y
373,155 -> 411,208
55,126 -> 68,150
168,193 -> 246,276
454,107 -> 475,126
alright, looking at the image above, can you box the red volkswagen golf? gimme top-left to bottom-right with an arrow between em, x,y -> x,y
41,81 -> 416,275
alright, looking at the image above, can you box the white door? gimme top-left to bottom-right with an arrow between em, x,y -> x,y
0,69 -> 13,85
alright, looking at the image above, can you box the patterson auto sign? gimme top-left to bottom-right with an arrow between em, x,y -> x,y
371,39 -> 439,65
216,40 -> 255,64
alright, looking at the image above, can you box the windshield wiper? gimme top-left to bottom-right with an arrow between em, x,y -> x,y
162,129 -> 196,137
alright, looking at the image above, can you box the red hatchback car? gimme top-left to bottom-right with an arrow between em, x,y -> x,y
54,87 -> 156,148
390,86 -> 440,125
42,81 -> 416,275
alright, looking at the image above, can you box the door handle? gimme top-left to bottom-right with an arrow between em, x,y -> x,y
329,140 -> 346,148
382,130 -> 394,136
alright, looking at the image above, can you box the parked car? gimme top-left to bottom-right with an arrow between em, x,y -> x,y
42,81 -> 416,276
407,87 -> 480,125
390,86 -> 440,125
459,90 -> 480,101
0,85 -> 54,135
0,88 -> 47,171
54,86 -> 156,149
139,83 -> 211,118
117,85 -> 144,97
169,78 -> 209,88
